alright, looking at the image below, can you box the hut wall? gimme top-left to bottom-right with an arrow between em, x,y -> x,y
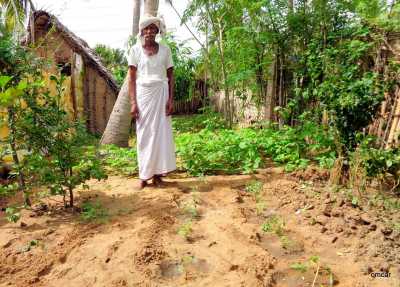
35,32 -> 76,118
33,27 -> 117,135
368,34 -> 400,147
84,65 -> 117,135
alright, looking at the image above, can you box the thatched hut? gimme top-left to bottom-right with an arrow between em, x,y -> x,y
28,10 -> 119,135
368,32 -> 400,147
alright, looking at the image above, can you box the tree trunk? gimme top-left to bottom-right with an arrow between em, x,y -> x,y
132,0 -> 141,36
68,167 -> 74,207
288,0 -> 293,14
144,0 -> 159,16
218,23 -> 232,126
101,0 -> 159,147
100,78 -> 132,147
265,55 -> 276,121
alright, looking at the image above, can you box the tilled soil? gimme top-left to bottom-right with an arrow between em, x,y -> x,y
0,167 -> 399,287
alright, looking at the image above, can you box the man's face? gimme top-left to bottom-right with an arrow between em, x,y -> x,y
142,23 -> 159,41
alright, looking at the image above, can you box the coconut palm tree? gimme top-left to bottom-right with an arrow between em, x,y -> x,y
144,0 -> 159,16
0,0 -> 34,36
132,0 -> 140,36
100,0 -> 160,147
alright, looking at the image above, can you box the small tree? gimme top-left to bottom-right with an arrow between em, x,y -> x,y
19,74 -> 107,207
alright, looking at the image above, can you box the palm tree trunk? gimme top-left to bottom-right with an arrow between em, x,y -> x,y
100,78 -> 131,147
101,0 -> 160,147
144,0 -> 159,16
132,0 -> 140,36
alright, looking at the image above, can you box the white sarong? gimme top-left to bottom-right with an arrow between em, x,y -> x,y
136,80 -> 176,180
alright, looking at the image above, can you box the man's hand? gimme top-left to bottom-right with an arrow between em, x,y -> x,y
166,100 -> 173,116
131,103 -> 139,119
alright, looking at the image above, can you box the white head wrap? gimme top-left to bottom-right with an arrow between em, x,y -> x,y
137,14 -> 166,45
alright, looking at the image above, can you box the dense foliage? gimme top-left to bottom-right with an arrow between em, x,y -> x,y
175,115 -> 335,176
94,44 -> 128,86
183,0 -> 400,150
162,34 -> 198,101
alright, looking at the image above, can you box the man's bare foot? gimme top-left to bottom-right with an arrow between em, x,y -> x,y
139,180 -> 147,190
152,175 -> 163,186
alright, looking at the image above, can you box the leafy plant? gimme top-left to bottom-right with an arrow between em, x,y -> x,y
261,215 -> 285,237
290,262 -> 308,273
161,34 -> 198,102
182,201 -> 199,219
290,256 -> 320,273
245,180 -> 263,196
5,206 -> 20,223
80,200 -> 109,223
20,239 -> 41,253
177,220 -> 193,239
245,180 -> 267,215
176,121 -> 335,176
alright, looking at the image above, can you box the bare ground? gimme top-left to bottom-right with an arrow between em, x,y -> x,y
0,167 -> 399,287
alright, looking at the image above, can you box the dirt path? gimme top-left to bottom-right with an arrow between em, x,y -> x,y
0,168 -> 399,287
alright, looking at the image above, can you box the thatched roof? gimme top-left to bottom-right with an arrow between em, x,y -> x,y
29,10 -> 119,93
388,32 -> 400,41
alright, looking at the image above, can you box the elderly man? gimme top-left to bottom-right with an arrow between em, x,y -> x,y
129,14 -> 176,189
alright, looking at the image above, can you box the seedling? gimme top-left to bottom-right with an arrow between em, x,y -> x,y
290,256 -> 320,273
19,239 -> 40,253
262,215 -> 285,237
309,255 -> 320,264
290,262 -> 308,273
178,221 -> 193,239
255,201 -> 267,215
191,192 -> 201,204
181,193 -> 201,219
280,235 -> 294,249
245,180 -> 263,200
183,202 -> 199,219
351,196 -> 359,207
246,180 -> 267,216
181,255 -> 195,265
6,206 -> 21,223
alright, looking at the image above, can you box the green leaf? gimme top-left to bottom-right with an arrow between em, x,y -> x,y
49,75 -> 58,82
239,142 -> 247,149
17,80 -> 28,91
0,76 -> 12,89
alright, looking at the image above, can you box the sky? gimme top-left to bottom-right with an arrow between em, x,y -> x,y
32,0 -> 201,52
